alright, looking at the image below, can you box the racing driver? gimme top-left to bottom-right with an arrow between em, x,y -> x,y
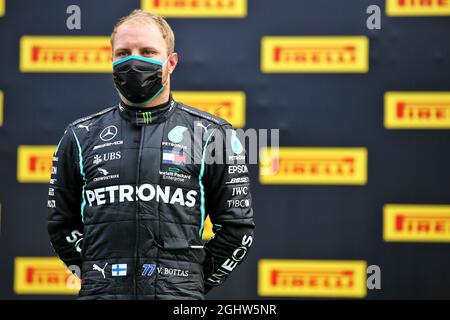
47,9 -> 255,300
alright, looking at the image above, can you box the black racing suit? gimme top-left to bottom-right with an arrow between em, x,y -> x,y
47,96 -> 255,299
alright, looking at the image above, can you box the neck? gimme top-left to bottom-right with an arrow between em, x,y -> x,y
143,86 -> 170,108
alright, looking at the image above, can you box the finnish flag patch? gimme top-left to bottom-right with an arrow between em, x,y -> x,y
111,264 -> 127,276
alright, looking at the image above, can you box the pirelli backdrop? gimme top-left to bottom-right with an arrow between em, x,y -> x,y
1,0 -> 450,299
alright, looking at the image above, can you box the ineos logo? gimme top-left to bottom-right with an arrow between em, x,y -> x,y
100,126 -> 118,142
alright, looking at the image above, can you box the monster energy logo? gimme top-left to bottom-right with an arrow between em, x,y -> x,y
142,111 -> 152,124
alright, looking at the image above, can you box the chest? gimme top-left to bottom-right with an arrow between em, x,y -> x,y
81,121 -> 202,191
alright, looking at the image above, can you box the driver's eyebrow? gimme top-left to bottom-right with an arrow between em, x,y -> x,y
140,46 -> 160,52
113,46 -> 160,52
113,48 -> 130,54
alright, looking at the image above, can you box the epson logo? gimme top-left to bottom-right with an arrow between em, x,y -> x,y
228,165 -> 248,175
85,184 -> 197,207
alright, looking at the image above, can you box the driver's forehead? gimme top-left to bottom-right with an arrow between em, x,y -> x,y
114,21 -> 167,51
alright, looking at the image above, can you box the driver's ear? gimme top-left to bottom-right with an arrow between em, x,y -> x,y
168,53 -> 178,75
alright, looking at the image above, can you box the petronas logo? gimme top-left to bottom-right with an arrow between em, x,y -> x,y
231,130 -> 243,154
168,126 -> 188,143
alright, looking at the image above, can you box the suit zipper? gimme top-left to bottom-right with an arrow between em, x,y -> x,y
134,125 -> 145,298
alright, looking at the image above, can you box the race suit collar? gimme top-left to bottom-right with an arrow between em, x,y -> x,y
118,94 -> 176,125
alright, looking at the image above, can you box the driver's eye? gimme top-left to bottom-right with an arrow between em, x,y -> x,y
116,51 -> 128,57
142,50 -> 155,56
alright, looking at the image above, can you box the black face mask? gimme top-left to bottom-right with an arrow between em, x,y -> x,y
112,55 -> 168,105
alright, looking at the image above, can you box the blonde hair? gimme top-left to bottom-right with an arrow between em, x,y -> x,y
111,9 -> 175,55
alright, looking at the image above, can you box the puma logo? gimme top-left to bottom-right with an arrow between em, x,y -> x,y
196,122 -> 211,134
77,124 -> 92,132
93,262 -> 108,279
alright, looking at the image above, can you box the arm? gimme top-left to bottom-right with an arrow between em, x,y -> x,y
202,124 -> 255,293
47,126 -> 84,271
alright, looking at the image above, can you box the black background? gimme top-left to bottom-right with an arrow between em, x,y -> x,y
0,0 -> 450,299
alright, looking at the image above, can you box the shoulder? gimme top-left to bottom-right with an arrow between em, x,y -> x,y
175,101 -> 230,127
70,105 -> 117,127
